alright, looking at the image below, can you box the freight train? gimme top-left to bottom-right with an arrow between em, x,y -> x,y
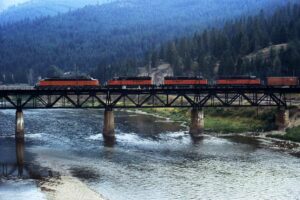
106,76 -> 299,88
35,76 -> 300,89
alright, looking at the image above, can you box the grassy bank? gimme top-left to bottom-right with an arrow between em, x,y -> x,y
142,107 -> 276,133
267,126 -> 300,142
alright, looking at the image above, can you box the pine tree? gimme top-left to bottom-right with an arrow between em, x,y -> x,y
151,51 -> 159,68
46,65 -> 63,77
166,42 -> 180,70
273,55 -> 282,75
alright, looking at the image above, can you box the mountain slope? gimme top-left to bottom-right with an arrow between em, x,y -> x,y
0,0 -> 297,83
0,0 -> 114,24
146,4 -> 300,78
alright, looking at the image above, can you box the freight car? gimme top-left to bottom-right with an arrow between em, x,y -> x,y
267,77 -> 299,86
107,77 -> 153,88
216,76 -> 261,86
35,76 -> 100,89
163,76 -> 208,88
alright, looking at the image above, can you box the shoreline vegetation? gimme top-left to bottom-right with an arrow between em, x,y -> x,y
139,107 -> 300,143
142,107 -> 276,133
267,127 -> 300,143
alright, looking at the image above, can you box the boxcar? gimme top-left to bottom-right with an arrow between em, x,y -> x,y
216,76 -> 261,85
164,76 -> 208,87
107,77 -> 152,88
267,77 -> 299,86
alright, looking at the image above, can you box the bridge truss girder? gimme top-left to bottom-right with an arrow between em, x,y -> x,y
0,89 -> 293,110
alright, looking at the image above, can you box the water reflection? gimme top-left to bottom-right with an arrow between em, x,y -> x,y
1,139 -> 25,178
223,135 -> 261,147
0,137 -> 53,180
103,136 -> 116,147
191,135 -> 205,145
15,138 -> 24,177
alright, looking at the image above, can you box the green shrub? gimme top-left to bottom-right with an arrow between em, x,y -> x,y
268,127 -> 300,142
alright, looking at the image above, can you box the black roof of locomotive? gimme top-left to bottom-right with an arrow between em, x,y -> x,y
164,76 -> 205,80
112,77 -> 151,80
42,76 -> 95,81
217,75 -> 258,80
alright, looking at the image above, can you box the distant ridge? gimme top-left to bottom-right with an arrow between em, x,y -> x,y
0,0 -> 115,24
0,0 -> 30,12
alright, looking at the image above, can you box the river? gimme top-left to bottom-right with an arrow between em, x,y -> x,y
0,109 -> 300,200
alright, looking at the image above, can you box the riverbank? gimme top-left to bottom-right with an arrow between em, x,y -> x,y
141,107 -> 276,133
39,176 -> 106,200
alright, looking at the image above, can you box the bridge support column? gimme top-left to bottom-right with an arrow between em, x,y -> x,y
276,107 -> 289,130
190,108 -> 204,138
15,109 -> 24,140
103,109 -> 115,143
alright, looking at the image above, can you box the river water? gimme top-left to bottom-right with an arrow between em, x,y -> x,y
0,109 -> 300,200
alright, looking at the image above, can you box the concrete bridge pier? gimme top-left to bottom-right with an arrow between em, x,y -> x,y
15,109 -> 24,140
276,107 -> 290,130
103,108 -> 116,145
190,108 -> 204,138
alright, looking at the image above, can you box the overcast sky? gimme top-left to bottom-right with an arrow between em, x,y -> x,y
0,0 -> 30,11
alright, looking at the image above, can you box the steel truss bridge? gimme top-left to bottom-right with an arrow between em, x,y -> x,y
0,86 -> 299,110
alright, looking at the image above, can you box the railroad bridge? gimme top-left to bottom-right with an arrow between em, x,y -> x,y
0,86 -> 299,143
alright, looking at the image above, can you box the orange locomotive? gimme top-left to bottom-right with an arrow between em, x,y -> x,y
267,77 -> 299,86
36,77 -> 100,88
216,76 -> 261,85
107,77 -> 152,88
164,76 -> 208,87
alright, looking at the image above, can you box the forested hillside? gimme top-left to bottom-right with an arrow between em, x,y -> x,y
145,4 -> 300,79
0,0 -> 297,83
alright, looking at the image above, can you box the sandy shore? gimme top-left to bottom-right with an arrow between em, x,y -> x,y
39,176 -> 106,200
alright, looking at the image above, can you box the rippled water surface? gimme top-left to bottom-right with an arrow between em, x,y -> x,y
0,109 -> 300,200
